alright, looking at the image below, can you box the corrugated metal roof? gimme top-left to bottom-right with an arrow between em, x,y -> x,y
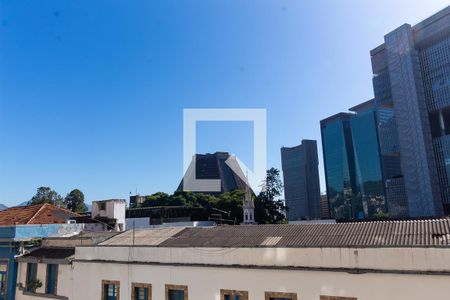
156,219 -> 450,248
95,219 -> 450,248
100,227 -> 185,246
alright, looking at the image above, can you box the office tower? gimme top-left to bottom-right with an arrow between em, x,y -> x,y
177,152 -> 250,195
349,101 -> 387,217
321,102 -> 389,220
370,6 -> 450,216
281,140 -> 321,220
320,113 -> 359,220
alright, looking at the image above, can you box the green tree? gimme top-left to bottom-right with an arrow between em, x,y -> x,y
255,168 -> 287,224
215,190 -> 245,224
372,211 -> 389,220
142,192 -> 171,207
29,187 -> 64,206
64,189 -> 87,212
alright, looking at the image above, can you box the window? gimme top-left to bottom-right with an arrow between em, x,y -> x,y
45,264 -> 58,295
165,284 -> 187,300
221,289 -> 248,300
320,296 -> 357,300
265,291 -> 297,300
26,263 -> 38,292
132,283 -> 151,300
0,261 -> 8,297
102,280 -> 120,300
99,202 -> 106,211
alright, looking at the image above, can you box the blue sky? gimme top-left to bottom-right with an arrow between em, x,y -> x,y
0,0 -> 448,206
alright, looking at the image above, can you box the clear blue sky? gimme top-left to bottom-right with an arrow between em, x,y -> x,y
0,0 -> 448,206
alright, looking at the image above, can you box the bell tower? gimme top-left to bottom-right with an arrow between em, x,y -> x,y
242,181 -> 255,224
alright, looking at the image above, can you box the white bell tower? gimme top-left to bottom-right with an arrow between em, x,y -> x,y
242,177 -> 255,224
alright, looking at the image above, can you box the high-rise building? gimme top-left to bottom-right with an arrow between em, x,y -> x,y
281,140 -> 321,220
349,101 -> 387,217
320,113 -> 359,220
321,102 -> 389,220
370,6 -> 450,216
322,6 -> 450,219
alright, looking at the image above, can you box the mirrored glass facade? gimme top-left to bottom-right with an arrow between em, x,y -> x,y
321,113 -> 359,220
350,109 -> 387,217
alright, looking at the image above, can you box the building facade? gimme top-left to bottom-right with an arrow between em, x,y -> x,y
91,199 -> 126,231
323,6 -> 450,219
0,204 -> 82,300
281,140 -> 321,220
29,220 -> 450,300
370,6 -> 450,216
321,102 -> 392,220
177,152 -> 251,195
321,113 -> 359,220
15,232 -> 118,300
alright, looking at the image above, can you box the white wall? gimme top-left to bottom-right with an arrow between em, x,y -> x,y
125,219 -> 215,229
16,262 -> 73,300
75,246 -> 450,272
92,200 -> 126,231
71,260 -> 450,300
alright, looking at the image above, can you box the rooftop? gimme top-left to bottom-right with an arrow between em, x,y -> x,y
100,227 -> 185,246
0,203 -> 80,226
99,219 -> 450,248
18,247 -> 75,263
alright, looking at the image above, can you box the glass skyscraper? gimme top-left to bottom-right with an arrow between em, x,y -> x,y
323,6 -> 450,219
370,5 -> 450,216
321,113 -> 359,220
321,103 -> 388,220
349,101 -> 387,218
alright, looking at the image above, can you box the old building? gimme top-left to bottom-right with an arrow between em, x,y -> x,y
91,199 -> 126,231
15,231 -> 118,300
26,219 -> 450,300
0,204 -> 82,300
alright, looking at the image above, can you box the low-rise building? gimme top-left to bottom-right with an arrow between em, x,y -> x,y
15,231 -> 118,300
66,219 -> 450,300
91,199 -> 126,231
0,204 -> 82,300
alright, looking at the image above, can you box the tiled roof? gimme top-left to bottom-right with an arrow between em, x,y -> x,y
0,203 -> 80,226
102,219 -> 450,248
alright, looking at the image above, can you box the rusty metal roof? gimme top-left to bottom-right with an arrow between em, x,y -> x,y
156,219 -> 450,248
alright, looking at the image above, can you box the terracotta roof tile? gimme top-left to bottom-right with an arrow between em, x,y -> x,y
0,203 -> 80,226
